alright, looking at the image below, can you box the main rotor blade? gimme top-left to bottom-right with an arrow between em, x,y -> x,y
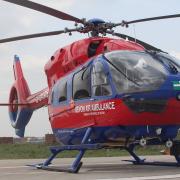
3,0 -> 84,24
0,30 -> 65,43
108,31 -> 162,51
0,103 -> 29,106
118,14 -> 180,26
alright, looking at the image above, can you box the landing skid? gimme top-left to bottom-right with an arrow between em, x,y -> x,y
123,160 -> 180,167
28,129 -> 180,173
124,139 -> 180,167
29,127 -> 97,173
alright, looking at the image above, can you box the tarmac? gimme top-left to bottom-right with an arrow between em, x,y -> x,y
0,156 -> 180,180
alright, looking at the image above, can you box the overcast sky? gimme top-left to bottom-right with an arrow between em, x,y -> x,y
0,0 -> 180,137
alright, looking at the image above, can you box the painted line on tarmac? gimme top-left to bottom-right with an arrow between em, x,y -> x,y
0,162 -> 123,169
0,172 -> 58,176
0,166 -> 27,169
97,174 -> 180,180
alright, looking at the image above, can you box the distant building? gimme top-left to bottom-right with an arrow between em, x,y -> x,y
13,137 -> 26,144
13,137 -> 45,144
26,137 -> 45,144
0,134 -> 56,144
45,134 -> 57,144
0,137 -> 13,144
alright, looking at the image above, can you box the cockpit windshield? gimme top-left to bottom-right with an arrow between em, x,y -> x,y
104,51 -> 167,93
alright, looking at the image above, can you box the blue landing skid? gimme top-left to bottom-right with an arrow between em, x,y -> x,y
29,130 -> 180,173
30,127 -> 99,173
123,160 -> 180,167
123,139 -> 180,167
29,142 -> 120,173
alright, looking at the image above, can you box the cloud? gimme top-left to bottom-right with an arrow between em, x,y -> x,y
0,0 -> 75,38
19,55 -> 47,69
36,0 -> 75,10
19,16 -> 33,28
0,44 -> 10,51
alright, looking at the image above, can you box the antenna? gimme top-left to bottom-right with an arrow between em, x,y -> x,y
133,24 -> 137,43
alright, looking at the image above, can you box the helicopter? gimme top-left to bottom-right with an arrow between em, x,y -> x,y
1,0 -> 180,173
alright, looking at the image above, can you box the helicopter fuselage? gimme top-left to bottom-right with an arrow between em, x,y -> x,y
3,0 -> 180,171
43,37 -> 180,145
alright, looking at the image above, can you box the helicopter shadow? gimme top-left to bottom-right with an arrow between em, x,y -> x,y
81,162 -> 179,175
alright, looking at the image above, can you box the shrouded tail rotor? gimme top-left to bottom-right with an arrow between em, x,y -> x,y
8,55 -> 33,137
7,55 -> 49,137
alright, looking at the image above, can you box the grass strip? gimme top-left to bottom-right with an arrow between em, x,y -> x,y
0,143 -> 164,159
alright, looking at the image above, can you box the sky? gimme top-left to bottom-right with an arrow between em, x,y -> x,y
0,0 -> 180,137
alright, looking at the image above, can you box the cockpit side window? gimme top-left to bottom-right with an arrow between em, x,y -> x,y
50,78 -> 67,105
92,61 -> 112,96
73,67 -> 91,100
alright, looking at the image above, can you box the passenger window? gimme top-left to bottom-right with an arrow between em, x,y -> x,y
50,78 -> 67,105
73,67 -> 91,100
92,61 -> 112,96
58,80 -> 67,103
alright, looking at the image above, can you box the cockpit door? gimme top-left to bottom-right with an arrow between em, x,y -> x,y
90,60 -> 117,126
91,60 -> 113,97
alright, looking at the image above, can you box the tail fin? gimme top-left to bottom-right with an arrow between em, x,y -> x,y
9,55 -> 33,137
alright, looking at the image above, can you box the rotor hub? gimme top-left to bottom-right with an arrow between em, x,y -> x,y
83,18 -> 113,37
87,18 -> 105,26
